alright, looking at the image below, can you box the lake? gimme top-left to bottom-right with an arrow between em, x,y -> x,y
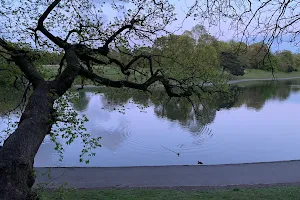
1,79 -> 300,167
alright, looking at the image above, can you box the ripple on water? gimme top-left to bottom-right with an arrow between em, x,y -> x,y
88,120 -> 133,150
126,124 -> 216,156
39,110 -> 218,165
176,126 -> 217,154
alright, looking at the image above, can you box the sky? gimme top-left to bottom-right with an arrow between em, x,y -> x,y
1,0 -> 297,52
100,0 -> 299,52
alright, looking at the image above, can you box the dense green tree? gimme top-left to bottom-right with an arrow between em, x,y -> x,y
183,24 -> 208,43
153,34 -> 198,78
220,51 -> 245,76
153,25 -> 223,84
294,54 -> 300,70
275,50 -> 297,72
246,43 -> 276,71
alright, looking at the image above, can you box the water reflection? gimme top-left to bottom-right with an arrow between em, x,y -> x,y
2,80 -> 300,166
88,87 -> 237,134
91,118 -> 131,151
234,80 -> 300,110
72,90 -> 90,112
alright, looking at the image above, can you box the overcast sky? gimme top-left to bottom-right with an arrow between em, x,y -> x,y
2,0 -> 296,52
100,0 -> 298,52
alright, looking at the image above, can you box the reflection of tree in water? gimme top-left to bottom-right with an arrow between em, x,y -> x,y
70,80 -> 300,133
131,92 -> 151,108
100,88 -> 135,111
151,95 -> 216,134
96,120 -> 131,151
233,80 -> 300,111
72,90 -> 90,112
97,88 -> 239,135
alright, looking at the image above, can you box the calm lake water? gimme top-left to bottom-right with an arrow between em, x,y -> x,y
2,80 -> 300,167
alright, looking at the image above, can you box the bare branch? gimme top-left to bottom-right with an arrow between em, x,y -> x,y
104,24 -> 134,50
37,0 -> 67,48
64,29 -> 81,43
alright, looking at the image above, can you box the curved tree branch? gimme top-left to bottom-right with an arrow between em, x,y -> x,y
55,47 -> 82,96
37,0 -> 67,48
79,68 -> 192,98
0,38 -> 44,88
104,25 -> 133,49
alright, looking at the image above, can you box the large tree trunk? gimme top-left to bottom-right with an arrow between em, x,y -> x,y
0,48 -> 81,199
0,82 -> 56,200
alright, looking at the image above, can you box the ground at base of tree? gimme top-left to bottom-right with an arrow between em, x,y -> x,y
38,186 -> 300,200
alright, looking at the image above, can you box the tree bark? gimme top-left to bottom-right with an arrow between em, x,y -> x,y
0,82 -> 56,200
0,46 -> 81,199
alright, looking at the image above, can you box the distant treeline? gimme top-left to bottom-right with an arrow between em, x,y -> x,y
149,25 -> 300,77
1,25 -> 299,87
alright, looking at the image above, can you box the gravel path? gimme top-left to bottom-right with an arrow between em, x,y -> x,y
35,160 -> 300,189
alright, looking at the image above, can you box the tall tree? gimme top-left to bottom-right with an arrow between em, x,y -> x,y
220,51 -> 245,76
246,43 -> 275,71
183,24 -> 208,43
275,50 -> 297,72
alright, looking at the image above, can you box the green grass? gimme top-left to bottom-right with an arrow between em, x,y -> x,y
39,65 -> 122,85
40,66 -> 300,87
233,69 -> 300,80
39,186 -> 300,200
40,65 -> 145,84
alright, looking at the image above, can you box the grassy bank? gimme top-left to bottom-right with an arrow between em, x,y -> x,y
40,66 -> 300,88
39,186 -> 300,200
40,65 -> 144,84
232,69 -> 300,80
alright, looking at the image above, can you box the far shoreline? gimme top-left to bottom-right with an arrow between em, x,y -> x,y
73,76 -> 300,89
228,76 -> 300,84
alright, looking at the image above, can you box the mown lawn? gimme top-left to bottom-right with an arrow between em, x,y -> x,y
39,186 -> 300,200
40,65 -> 145,84
233,69 -> 300,80
40,66 -> 300,88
